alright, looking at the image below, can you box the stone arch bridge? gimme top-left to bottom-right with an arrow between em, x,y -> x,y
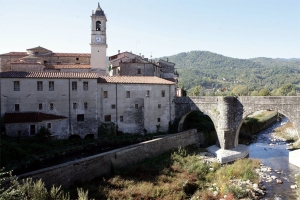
175,96 -> 300,150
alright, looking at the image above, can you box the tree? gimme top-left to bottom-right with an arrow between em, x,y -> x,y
193,86 -> 201,96
273,83 -> 296,96
258,88 -> 271,96
231,85 -> 248,96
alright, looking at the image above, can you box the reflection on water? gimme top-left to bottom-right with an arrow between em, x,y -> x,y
249,117 -> 299,199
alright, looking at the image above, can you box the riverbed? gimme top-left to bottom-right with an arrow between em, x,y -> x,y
249,117 -> 299,199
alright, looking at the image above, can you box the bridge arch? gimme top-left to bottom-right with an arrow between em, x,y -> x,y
235,105 -> 300,145
177,110 -> 217,133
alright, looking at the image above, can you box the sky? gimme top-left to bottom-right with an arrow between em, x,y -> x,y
0,0 -> 299,59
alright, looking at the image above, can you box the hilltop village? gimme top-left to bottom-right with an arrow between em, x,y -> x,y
0,3 -> 179,139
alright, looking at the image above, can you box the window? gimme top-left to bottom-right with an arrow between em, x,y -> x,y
126,91 -> 130,98
73,103 -> 77,109
137,69 -> 141,74
50,103 -> 54,110
96,21 -> 101,31
76,57 -> 79,61
37,81 -> 43,91
158,104 -> 161,108
111,104 -> 116,109
120,116 -> 124,122
30,125 -> 36,135
77,114 -> 84,121
135,104 -> 138,109
13,81 -> 20,91
39,103 -> 43,110
161,90 -> 165,97
72,82 -> 77,91
146,90 -> 150,97
47,123 -> 52,130
104,115 -> 111,122
34,52 -> 38,55
15,104 -> 19,111
103,91 -> 108,98
49,81 -> 54,91
157,118 -> 161,122
84,102 -> 88,109
83,82 -> 88,91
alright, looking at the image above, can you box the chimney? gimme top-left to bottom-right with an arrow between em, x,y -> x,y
142,55 -> 144,58
167,58 -> 169,62
118,50 -> 120,54
139,53 -> 141,56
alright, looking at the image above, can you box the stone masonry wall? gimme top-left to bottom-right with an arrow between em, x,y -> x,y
18,129 -> 200,188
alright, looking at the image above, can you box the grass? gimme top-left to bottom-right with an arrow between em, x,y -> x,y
67,145 -> 260,200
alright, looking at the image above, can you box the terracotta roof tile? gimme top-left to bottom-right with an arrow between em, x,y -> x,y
0,52 -> 90,57
0,52 -> 27,56
98,76 -> 175,85
0,71 -> 98,79
52,53 -> 90,57
11,62 -> 43,65
47,64 -> 91,69
4,112 -> 67,123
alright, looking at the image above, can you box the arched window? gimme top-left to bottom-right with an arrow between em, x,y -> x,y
96,21 -> 101,31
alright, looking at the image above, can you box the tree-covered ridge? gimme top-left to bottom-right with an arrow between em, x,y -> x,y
159,51 -> 300,95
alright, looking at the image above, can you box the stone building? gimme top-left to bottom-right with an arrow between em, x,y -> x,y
0,46 -> 91,73
108,51 -> 178,83
0,72 -> 175,138
0,3 -> 177,139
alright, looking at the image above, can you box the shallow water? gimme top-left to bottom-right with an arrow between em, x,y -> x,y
249,117 -> 299,199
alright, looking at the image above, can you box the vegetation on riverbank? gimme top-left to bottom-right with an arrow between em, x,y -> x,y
273,122 -> 300,149
239,110 -> 278,144
0,145 -> 261,199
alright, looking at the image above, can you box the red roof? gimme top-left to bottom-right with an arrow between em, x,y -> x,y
0,52 -> 90,57
0,52 -> 27,56
4,112 -> 67,124
47,64 -> 91,69
0,71 -> 98,79
98,76 -> 175,85
52,53 -> 90,57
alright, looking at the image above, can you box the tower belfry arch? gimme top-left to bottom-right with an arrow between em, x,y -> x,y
90,2 -> 107,75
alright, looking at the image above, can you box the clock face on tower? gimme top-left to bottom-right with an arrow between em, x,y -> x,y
95,36 -> 102,42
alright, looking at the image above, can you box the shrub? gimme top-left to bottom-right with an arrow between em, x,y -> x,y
36,126 -> 51,139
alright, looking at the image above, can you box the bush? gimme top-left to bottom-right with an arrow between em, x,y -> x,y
0,168 -> 90,200
36,126 -> 51,139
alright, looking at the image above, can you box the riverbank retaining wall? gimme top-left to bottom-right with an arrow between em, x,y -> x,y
240,113 -> 278,135
18,129 -> 200,188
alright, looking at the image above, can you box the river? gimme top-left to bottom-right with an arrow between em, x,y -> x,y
249,117 -> 299,199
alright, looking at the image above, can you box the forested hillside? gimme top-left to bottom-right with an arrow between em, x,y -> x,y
159,51 -> 300,96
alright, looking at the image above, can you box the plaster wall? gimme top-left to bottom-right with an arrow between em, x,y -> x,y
6,119 -> 69,138
0,77 -> 98,138
98,83 -> 175,134
120,63 -> 155,76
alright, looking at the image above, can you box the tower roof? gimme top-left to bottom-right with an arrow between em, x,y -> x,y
94,2 -> 105,16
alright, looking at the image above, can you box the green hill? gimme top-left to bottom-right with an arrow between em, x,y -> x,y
159,51 -> 300,95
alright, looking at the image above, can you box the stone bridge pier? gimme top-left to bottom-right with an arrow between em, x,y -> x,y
175,96 -> 243,150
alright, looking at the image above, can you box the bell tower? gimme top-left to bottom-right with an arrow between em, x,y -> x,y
90,3 -> 107,75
